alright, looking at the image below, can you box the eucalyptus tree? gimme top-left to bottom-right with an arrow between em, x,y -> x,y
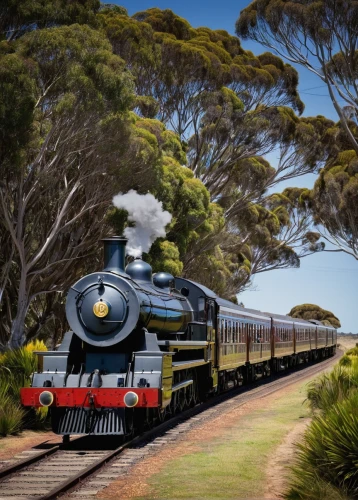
312,148 -> 358,260
99,7 -> 333,289
236,0 -> 358,154
99,7 -> 311,202
288,304 -> 341,328
0,24 -> 138,348
0,0 -> 100,41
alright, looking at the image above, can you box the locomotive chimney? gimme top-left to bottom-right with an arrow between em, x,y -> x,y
101,236 -> 127,274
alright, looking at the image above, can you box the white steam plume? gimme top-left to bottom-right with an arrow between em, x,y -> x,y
112,190 -> 172,258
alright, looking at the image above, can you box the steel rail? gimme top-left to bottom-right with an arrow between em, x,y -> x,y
0,445 -> 59,480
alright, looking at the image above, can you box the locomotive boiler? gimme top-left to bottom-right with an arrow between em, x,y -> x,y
20,236 -> 337,439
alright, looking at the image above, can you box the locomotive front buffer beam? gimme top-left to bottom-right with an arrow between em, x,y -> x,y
20,386 -> 162,409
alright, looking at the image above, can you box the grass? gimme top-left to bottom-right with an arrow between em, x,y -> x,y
134,380 -> 314,500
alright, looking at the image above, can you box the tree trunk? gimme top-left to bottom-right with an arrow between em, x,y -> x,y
7,271 -> 28,349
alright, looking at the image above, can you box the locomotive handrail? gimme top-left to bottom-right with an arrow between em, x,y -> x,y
33,351 -> 70,356
158,340 -> 208,346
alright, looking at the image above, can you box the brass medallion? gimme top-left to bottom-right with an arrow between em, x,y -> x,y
93,301 -> 109,318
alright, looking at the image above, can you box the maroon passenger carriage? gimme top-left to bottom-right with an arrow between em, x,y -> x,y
215,297 -> 337,388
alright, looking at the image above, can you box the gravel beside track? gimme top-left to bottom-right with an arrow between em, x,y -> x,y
0,351 -> 340,500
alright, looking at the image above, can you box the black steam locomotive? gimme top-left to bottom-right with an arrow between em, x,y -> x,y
21,237 -> 337,439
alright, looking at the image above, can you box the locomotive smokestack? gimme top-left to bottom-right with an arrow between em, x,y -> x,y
102,237 -> 127,274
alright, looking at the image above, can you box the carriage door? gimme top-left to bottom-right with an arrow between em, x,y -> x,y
206,300 -> 216,362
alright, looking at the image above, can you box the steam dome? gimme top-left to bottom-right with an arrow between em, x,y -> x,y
153,272 -> 175,290
126,258 -> 153,283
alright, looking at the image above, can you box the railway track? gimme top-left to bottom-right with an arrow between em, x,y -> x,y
0,350 -> 340,500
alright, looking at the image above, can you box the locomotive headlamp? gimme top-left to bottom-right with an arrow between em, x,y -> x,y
39,391 -> 54,407
123,391 -> 139,408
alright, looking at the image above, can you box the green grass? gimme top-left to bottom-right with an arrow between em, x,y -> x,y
134,380 -> 313,500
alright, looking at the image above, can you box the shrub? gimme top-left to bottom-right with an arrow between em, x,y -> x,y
286,472 -> 349,500
344,345 -> 358,357
339,354 -> 352,367
0,340 -> 47,387
0,378 -> 25,436
287,391 -> 358,498
306,364 -> 358,414
0,347 -> 37,386
24,339 -> 47,354
0,341 -> 49,435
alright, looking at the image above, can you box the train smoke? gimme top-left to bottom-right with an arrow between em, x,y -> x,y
112,190 -> 172,258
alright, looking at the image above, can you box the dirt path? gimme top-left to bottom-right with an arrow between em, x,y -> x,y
0,430 -> 60,468
264,418 -> 310,499
98,379 -> 314,500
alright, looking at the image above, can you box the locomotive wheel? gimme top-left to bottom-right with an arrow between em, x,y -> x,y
125,408 -> 134,437
144,409 -> 155,430
157,407 -> 166,423
62,435 -> 70,444
178,388 -> 186,411
185,379 -> 194,407
169,389 -> 179,415
177,371 -> 186,411
233,369 -> 240,387
218,372 -> 226,393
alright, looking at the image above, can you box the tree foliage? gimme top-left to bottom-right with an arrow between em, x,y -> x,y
236,0 -> 358,155
0,0 -> 100,41
288,304 -> 341,328
99,7 -> 312,212
312,148 -> 358,259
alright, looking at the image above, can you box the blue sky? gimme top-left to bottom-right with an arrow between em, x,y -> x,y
114,0 -> 357,332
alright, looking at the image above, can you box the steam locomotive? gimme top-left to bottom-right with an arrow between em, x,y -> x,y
20,237 -> 337,439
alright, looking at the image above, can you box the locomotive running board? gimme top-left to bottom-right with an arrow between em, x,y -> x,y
51,407 -> 125,435
172,359 -> 209,371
